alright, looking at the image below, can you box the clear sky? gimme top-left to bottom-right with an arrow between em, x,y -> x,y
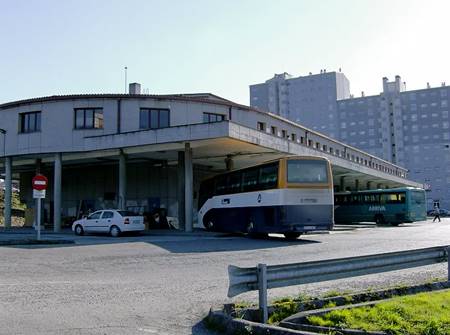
1,0 -> 450,105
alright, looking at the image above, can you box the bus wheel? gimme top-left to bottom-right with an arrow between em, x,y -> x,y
375,215 -> 386,225
204,220 -> 214,231
284,232 -> 302,240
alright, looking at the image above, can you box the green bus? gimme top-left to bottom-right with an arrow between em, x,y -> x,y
334,187 -> 427,225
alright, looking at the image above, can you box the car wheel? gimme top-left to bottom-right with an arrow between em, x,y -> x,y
74,224 -> 84,236
284,232 -> 302,240
110,225 -> 121,237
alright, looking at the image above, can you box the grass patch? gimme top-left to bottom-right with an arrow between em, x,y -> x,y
234,301 -> 252,309
307,290 -> 450,335
268,299 -> 298,324
322,290 -> 342,298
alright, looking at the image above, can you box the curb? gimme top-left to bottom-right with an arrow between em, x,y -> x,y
206,310 -> 318,335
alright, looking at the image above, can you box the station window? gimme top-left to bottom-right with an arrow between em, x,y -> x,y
281,130 -> 287,138
271,126 -> 277,135
203,112 -> 225,123
257,122 -> 266,131
75,108 -> 103,129
140,108 -> 170,129
19,111 -> 41,133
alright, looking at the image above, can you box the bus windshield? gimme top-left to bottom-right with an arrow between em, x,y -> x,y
411,191 -> 426,205
287,160 -> 328,183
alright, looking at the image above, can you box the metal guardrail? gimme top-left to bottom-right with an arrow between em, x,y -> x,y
228,246 -> 450,323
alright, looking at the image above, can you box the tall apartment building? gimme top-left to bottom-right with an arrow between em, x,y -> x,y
250,71 -> 350,138
251,72 -> 450,209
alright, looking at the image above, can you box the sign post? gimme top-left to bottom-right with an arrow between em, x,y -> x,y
32,174 -> 48,241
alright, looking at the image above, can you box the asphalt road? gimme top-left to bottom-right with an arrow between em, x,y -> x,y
0,219 -> 449,335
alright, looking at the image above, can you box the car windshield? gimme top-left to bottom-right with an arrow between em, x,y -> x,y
117,211 -> 137,217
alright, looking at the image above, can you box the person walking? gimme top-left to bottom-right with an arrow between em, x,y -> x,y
432,205 -> 441,222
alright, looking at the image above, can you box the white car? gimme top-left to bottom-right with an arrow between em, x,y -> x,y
72,210 -> 145,237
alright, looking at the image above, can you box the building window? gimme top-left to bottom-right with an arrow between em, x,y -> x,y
271,126 -> 277,135
281,130 -> 287,138
140,108 -> 170,129
75,108 -> 103,129
19,111 -> 41,133
257,122 -> 266,131
203,112 -> 225,123
291,133 -> 296,141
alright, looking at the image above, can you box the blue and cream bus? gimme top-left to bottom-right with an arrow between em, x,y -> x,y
198,156 -> 334,239
334,187 -> 426,225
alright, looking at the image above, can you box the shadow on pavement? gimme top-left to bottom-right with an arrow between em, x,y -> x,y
0,228 -> 320,252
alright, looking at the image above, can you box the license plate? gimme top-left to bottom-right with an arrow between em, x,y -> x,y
303,226 -> 317,230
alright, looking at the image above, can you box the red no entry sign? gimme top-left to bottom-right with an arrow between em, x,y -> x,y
32,174 -> 48,191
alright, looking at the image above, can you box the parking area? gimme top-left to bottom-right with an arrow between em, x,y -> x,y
0,218 -> 449,335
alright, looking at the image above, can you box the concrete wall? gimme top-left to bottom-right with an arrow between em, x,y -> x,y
0,98 -> 231,156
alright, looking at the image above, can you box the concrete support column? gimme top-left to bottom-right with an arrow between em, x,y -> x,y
177,151 -> 185,230
4,157 -> 12,228
118,150 -> 127,210
184,143 -> 193,233
53,153 -> 62,232
355,179 -> 360,191
339,176 -> 345,192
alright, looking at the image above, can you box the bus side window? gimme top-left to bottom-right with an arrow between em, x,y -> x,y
383,193 -> 400,204
343,195 -> 350,204
227,172 -> 242,194
373,194 -> 380,204
259,163 -> 278,190
242,168 -> 259,192
216,175 -> 228,195
399,193 -> 406,203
